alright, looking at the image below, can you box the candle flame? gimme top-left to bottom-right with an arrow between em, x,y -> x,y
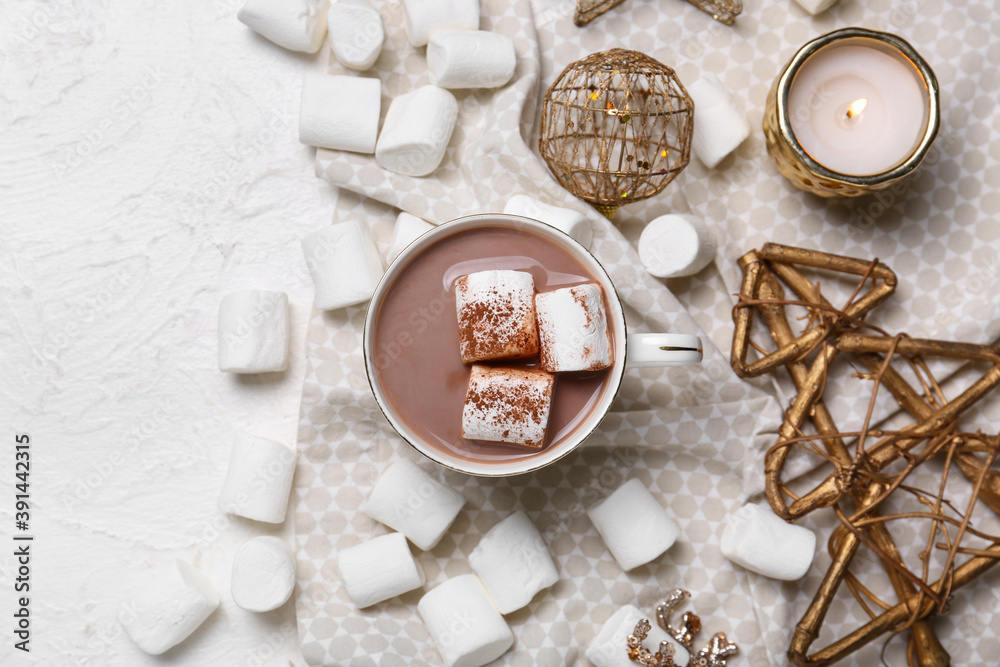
846,98 -> 868,119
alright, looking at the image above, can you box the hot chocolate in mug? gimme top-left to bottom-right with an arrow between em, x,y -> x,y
364,213 -> 703,477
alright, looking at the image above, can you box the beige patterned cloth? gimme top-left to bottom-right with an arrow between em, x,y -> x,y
294,0 -> 1000,665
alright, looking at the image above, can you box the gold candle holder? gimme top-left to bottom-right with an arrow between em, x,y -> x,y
764,27 -> 940,198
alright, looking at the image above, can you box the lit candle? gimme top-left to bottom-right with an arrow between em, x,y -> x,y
763,28 -> 940,197
788,43 -> 928,175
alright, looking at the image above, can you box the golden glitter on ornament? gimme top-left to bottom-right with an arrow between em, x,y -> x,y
539,49 -> 693,220
574,0 -> 742,27
573,0 -> 627,26
625,590 -> 738,667
684,0 -> 742,26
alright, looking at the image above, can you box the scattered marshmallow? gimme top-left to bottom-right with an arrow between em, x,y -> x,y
720,503 -> 817,581
301,220 -> 385,310
231,536 -> 296,612
338,532 -> 426,608
386,211 -> 435,263
400,0 -> 480,47
299,74 -> 381,154
238,0 -> 329,53
535,283 -> 612,372
217,290 -> 290,374
463,365 -> 554,449
427,30 -> 516,89
688,72 -> 751,168
586,604 -> 691,667
502,194 -> 593,249
328,0 -> 384,71
363,458 -> 466,551
469,511 -> 558,614
121,560 -> 220,655
793,0 -> 839,15
455,269 -> 539,363
376,85 -> 459,177
218,432 -> 297,524
588,478 -> 680,571
638,214 -> 717,279
418,574 -> 513,667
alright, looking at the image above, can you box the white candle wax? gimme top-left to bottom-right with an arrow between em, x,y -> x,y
788,42 -> 929,176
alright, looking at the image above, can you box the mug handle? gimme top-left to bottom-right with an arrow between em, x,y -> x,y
626,333 -> 703,367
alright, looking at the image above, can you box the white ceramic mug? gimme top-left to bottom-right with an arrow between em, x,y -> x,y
363,214 -> 702,476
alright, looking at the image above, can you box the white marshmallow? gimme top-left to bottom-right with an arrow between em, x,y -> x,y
469,511 -> 558,614
586,604 -> 690,667
427,31 -> 516,90
462,365 -> 555,449
535,283 -> 612,373
338,532 -> 426,608
638,214 -> 717,279
238,0 -> 329,53
793,0 -> 839,15
721,503 -> 817,581
218,433 -> 297,524
588,478 -> 680,571
328,0 -> 384,71
376,85 -> 459,177
231,536 -> 296,612
301,220 -> 385,310
122,560 -> 220,655
400,0 -> 480,47
386,211 -> 435,263
364,458 -> 466,551
456,269 -> 539,363
418,574 -> 513,667
217,290 -> 290,374
688,72 -> 751,168
503,194 -> 593,249
299,74 -> 381,154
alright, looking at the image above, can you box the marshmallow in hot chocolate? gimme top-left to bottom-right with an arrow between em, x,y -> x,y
535,283 -> 612,372
455,270 -> 539,363
462,365 -> 554,448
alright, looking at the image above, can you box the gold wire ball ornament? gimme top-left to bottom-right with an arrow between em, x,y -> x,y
538,49 -> 694,220
574,0 -> 742,27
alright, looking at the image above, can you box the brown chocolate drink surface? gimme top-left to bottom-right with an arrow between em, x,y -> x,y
371,226 -> 615,464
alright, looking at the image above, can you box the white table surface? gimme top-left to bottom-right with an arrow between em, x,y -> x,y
1,1 -> 332,664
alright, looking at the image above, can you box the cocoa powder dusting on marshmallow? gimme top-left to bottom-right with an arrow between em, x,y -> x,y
534,283 -> 611,373
462,366 -> 554,448
573,290 -> 594,329
456,271 -> 539,363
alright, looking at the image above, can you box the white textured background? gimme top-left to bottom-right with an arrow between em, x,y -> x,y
1,1 -> 331,664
